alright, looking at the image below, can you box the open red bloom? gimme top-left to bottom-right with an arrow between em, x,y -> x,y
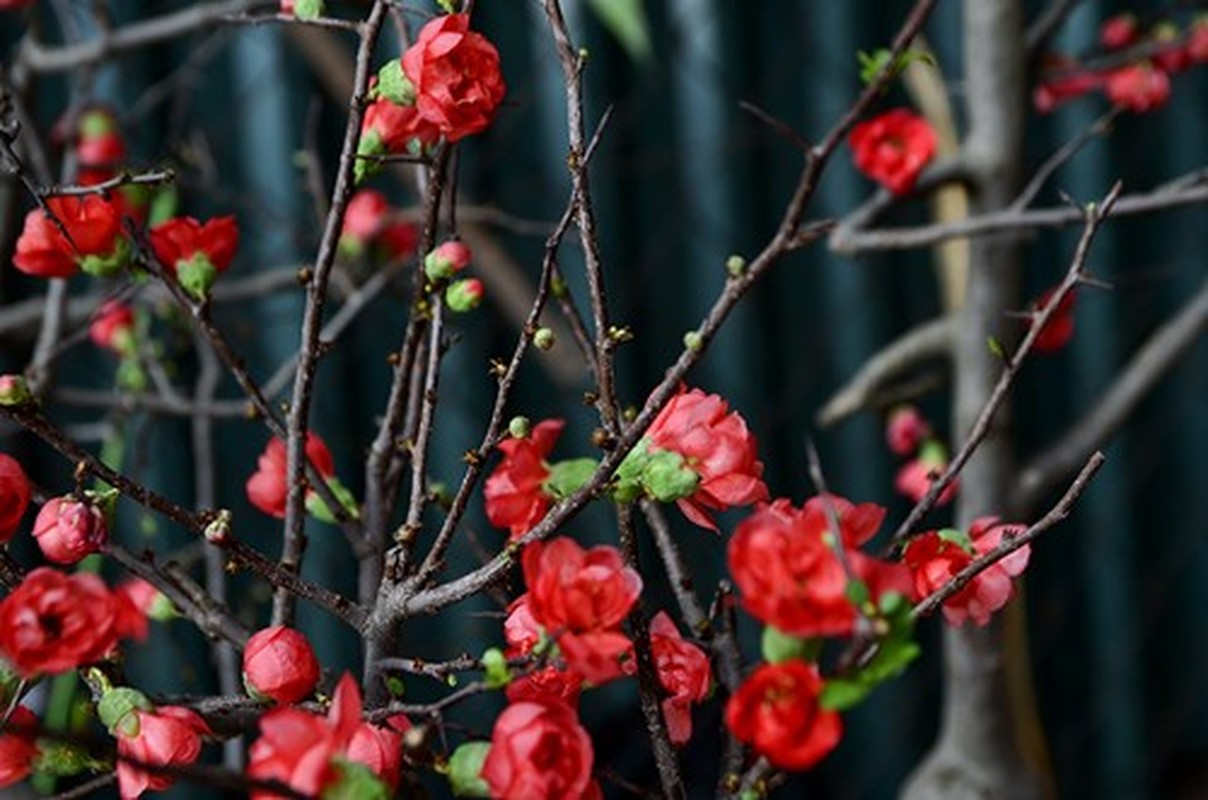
522,537 -> 642,684
14,195 -> 124,278
149,216 -> 238,298
1029,286 -> 1076,353
246,434 -> 335,519
0,568 -> 123,677
0,706 -> 40,789
725,660 -> 841,771
485,419 -> 564,539
904,517 -> 1031,626
728,496 -> 909,638
340,190 -> 418,262
0,453 -> 31,542
849,108 -> 936,195
504,595 -> 583,707
115,706 -> 210,800
242,626 -> 321,704
402,13 -> 507,142
646,388 -> 768,531
1105,63 -> 1171,112
650,612 -> 711,746
481,701 -> 594,800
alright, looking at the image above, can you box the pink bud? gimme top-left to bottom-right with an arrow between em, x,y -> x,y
0,375 -> 31,407
32,497 -> 108,564
885,406 -> 930,456
242,626 -> 320,704
424,240 -> 472,281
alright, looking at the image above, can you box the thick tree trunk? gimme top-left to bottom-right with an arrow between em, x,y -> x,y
902,2 -> 1043,798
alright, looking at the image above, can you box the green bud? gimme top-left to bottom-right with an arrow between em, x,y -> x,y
354,131 -> 385,184
79,110 -> 117,139
0,375 -> 33,407
533,327 -> 556,351
293,0 -> 326,21
375,60 -> 416,106
481,648 -> 512,689
682,331 -> 703,351
761,626 -> 818,665
445,278 -> 484,313
640,448 -> 700,503
175,253 -> 218,301
543,458 -> 598,500
97,687 -> 152,736
448,742 -> 492,797
507,416 -> 531,439
116,358 -> 148,392
725,254 -> 746,277
147,186 -> 179,228
78,236 -> 131,278
612,441 -> 653,503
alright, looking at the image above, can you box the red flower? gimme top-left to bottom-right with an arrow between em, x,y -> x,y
728,497 -> 908,638
522,537 -> 642,684
1099,14 -> 1138,50
894,453 -> 958,507
89,300 -> 137,355
246,434 -> 335,519
0,706 -> 39,789
886,405 -> 930,456
646,388 -> 768,531
356,100 -> 441,182
0,568 -> 122,677
1029,286 -> 1076,353
484,419 -> 564,539
347,716 -> 409,792
75,108 -> 126,177
1189,20 -> 1208,63
650,612 -> 711,745
340,190 -> 418,262
0,454 -> 31,542
904,517 -> 1031,626
13,195 -> 124,278
32,495 -> 108,565
1104,63 -> 1171,112
149,216 -> 239,299
724,660 -> 841,771
242,626 -> 321,704
115,706 -> 210,800
1151,24 -> 1192,74
1033,61 -> 1102,114
849,109 -> 937,195
247,673 -> 363,799
401,14 -> 506,142
504,596 -> 582,707
480,701 -> 594,800
112,583 -> 150,644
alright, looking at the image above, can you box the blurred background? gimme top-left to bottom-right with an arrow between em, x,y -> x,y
1,0 -> 1206,797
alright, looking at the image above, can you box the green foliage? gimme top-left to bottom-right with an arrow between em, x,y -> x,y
857,47 -> 936,86
448,742 -> 492,797
819,592 -> 920,711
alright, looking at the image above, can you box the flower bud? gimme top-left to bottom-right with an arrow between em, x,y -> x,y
885,405 -> 929,456
533,327 -> 555,350
507,416 -> 531,439
176,252 -> 218,301
0,375 -> 32,407
98,687 -> 153,737
725,254 -> 746,277
445,277 -> 484,312
424,240 -> 472,282
32,496 -> 108,565
375,60 -> 416,106
283,0 -> 324,19
242,626 -> 320,704
449,741 -> 492,797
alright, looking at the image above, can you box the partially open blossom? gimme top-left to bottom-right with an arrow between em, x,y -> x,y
725,660 -> 841,771
14,195 -> 126,278
401,14 -> 507,143
504,595 -> 582,707
1029,286 -> 1076,353
243,626 -> 320,704
1105,63 -> 1171,112
0,568 -> 123,677
904,517 -> 1031,626
246,433 -> 335,519
348,715 -> 409,792
0,706 -> 40,789
339,190 -> 418,262
248,673 -> 377,800
650,612 -> 711,746
446,277 -> 484,312
886,405 -> 930,456
113,705 -> 210,800
149,216 -> 239,300
484,419 -> 563,539
90,300 -> 137,355
1099,14 -> 1139,50
894,443 -> 957,506
0,454 -> 31,542
32,495 -> 108,565
424,239 -> 472,281
522,537 -> 642,684
849,108 -> 936,195
480,701 -> 594,800
728,496 -> 910,638
643,387 -> 768,531
355,100 -> 440,183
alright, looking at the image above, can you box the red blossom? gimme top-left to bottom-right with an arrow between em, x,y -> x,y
1099,14 -> 1139,50
1033,64 -> 1102,114
1104,63 -> 1171,112
894,454 -> 958,507
245,433 -> 335,519
480,701 -> 594,800
886,405 -> 930,456
724,660 -> 842,771
646,387 -> 768,531
1189,19 -> 1208,63
0,706 -> 39,789
484,419 -> 564,539
0,454 -> 31,542
242,626 -> 321,705
361,99 -> 440,154
401,14 -> 507,142
89,300 -> 137,355
504,595 -> 583,707
904,517 -> 1031,626
340,191 -> 419,262
13,195 -> 124,278
115,706 -> 210,800
849,108 -> 937,195
650,612 -> 711,746
1029,285 -> 1077,353
31,495 -> 108,565
347,716 -> 409,792
149,216 -> 239,286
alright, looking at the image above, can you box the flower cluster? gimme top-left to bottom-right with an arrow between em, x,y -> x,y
885,405 -> 958,506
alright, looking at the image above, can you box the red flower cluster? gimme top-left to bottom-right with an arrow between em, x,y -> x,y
0,568 -> 145,677
1105,63 -> 1171,112
649,612 -> 711,745
481,701 -> 595,800
521,537 -> 642,684
242,626 -> 320,704
849,109 -> 937,195
645,387 -> 768,530
32,495 -> 108,565
14,195 -> 127,279
904,517 -> 1031,626
725,660 -> 841,770
886,408 -> 958,506
0,454 -> 31,542
0,706 -> 40,789
1029,285 -> 1077,353
339,190 -> 419,262
727,496 -> 909,637
504,595 -> 583,707
245,433 -> 335,519
150,216 -> 239,300
484,419 -> 564,539
115,705 -> 211,800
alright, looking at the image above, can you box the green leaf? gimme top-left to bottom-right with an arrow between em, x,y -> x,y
857,47 -> 938,86
845,579 -> 870,607
586,0 -> 651,63
987,336 -> 1005,358
322,759 -> 389,800
760,627 -> 819,665
820,678 -> 870,711
448,742 -> 492,797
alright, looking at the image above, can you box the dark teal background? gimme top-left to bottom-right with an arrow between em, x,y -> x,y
1,1 -> 1206,797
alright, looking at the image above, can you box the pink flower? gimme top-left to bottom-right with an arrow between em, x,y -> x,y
849,109 -> 937,194
347,716 -> 409,791
894,453 -> 958,506
115,706 -> 210,800
1099,14 -> 1139,50
14,195 -> 125,278
1104,63 -> 1171,113
650,612 -> 711,745
32,496 -> 108,564
424,239 -> 472,280
484,419 -> 564,540
340,191 -> 418,262
149,216 -> 239,299
481,701 -> 594,800
246,433 -> 336,519
885,405 -> 930,456
242,626 -> 321,704
90,300 -> 136,355
504,596 -> 583,707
